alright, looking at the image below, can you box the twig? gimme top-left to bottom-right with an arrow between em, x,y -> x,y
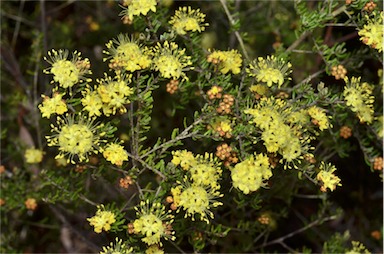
40,0 -> 48,53
255,214 -> 338,250
219,0 -> 249,60
11,0 -> 25,49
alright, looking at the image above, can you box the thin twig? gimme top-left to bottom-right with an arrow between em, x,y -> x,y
11,0 -> 25,49
219,0 -> 249,60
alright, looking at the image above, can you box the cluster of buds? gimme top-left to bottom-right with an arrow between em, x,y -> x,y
371,230 -> 382,240
74,164 -> 87,173
127,222 -> 135,234
340,126 -> 352,139
268,153 -> 279,168
304,154 -> 316,164
345,0 -> 353,4
0,199 -> 5,206
275,91 -> 289,99
0,165 -> 5,174
217,94 -> 234,114
373,157 -> 383,170
207,85 -> 223,100
25,198 -> 37,211
75,59 -> 91,71
119,175 -> 133,189
258,213 -> 271,225
215,143 -> 238,167
166,80 -> 179,94
364,1 -> 377,12
206,54 -> 220,65
331,65 -> 347,80
215,121 -> 232,138
166,196 -> 177,211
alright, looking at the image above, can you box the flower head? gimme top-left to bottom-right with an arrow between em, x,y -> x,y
307,106 -> 331,131
120,0 -> 157,21
104,34 -> 152,72
25,198 -> 37,210
176,179 -> 223,224
38,93 -> 68,118
169,6 -> 208,35
25,148 -> 44,164
358,11 -> 383,52
132,200 -> 175,246
247,55 -> 292,88
343,76 -> 374,124
88,205 -> 116,233
207,49 -> 242,74
231,153 -> 272,194
146,245 -> 164,254
316,162 -> 341,192
103,143 -> 128,166
44,49 -> 91,90
46,114 -> 106,163
151,41 -> 192,80
100,237 -> 133,254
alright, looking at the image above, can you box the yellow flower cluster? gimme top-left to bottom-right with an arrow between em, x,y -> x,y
343,76 -> 374,124
100,238 -> 133,254
207,49 -> 242,74
169,6 -> 208,35
81,76 -> 133,117
44,49 -> 91,90
103,143 -> 128,166
25,148 -> 44,163
46,114 -> 105,163
245,98 -> 305,164
231,153 -> 272,194
307,106 -> 331,131
132,201 -> 175,246
358,11 -> 383,52
316,162 -> 341,192
38,93 -> 68,118
87,206 -> 116,233
120,0 -> 157,21
171,151 -> 223,223
247,55 -> 292,88
104,34 -> 152,72
145,245 -> 164,254
152,41 -> 192,80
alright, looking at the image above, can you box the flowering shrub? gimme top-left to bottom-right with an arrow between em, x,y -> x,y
1,0 -> 383,253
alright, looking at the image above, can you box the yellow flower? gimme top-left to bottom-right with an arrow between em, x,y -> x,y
46,114 -> 105,163
307,106 -> 331,131
152,41 -> 192,80
100,238 -> 133,254
38,93 -> 68,118
120,0 -> 157,21
169,6 -> 208,35
87,206 -> 116,233
231,153 -> 272,194
343,76 -> 374,124
44,49 -> 91,90
25,148 -> 44,163
132,201 -> 175,246
247,55 -> 292,88
358,11 -> 383,52
81,88 -> 103,117
104,34 -> 152,72
316,162 -> 341,192
178,182 -> 223,224
346,241 -> 371,254
103,143 -> 128,166
250,84 -> 269,97
207,49 -> 242,74
146,245 -> 164,254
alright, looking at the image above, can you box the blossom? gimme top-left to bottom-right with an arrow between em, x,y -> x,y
100,238 -> 133,254
207,49 -> 242,74
247,55 -> 292,88
44,49 -> 91,89
358,11 -> 383,52
346,241 -> 370,254
169,6 -> 208,35
87,205 -> 116,233
104,34 -> 152,72
307,106 -> 331,131
103,143 -> 128,166
132,201 -> 175,246
46,114 -> 106,163
25,148 -> 44,163
81,88 -> 103,117
38,93 -> 68,118
343,76 -> 374,124
231,153 -> 272,194
316,162 -> 341,192
177,181 -> 223,223
146,245 -> 164,254
151,41 -> 192,80
120,0 -> 157,21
